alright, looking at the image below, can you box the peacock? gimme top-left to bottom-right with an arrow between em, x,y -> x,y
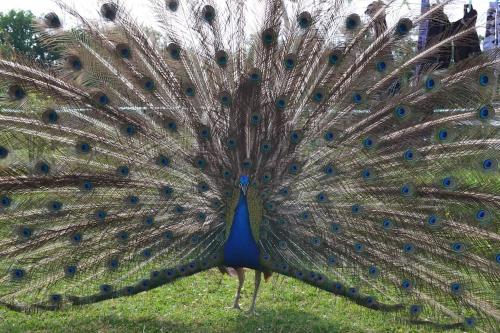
0,0 -> 498,330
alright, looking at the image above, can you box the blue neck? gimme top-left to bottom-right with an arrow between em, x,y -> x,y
223,191 -> 260,269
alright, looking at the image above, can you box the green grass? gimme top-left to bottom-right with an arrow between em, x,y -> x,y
0,270 -> 463,333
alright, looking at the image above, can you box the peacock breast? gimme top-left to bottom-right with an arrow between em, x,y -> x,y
222,188 -> 263,269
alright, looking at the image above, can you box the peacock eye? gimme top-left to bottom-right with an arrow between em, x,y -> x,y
42,109 -> 59,124
289,131 -> 302,144
297,12 -> 312,29
11,268 -> 26,280
72,233 -> 82,242
248,68 -> 262,83
8,85 -> 26,101
167,43 -> 181,60
117,165 -> 130,176
215,50 -> 228,66
382,219 -> 393,230
100,3 -> 118,21
275,95 -> 287,109
363,137 -> 375,149
195,157 -> 206,169
36,161 -> 50,174
403,149 -> 415,160
21,227 -> 32,238
1,195 -> 12,207
424,76 -> 438,90
69,57 -> 82,70
312,89 -> 325,103
345,14 -> 360,30
143,79 -> 155,91
124,124 -> 137,136
279,187 -> 290,196
100,284 -> 113,294
161,185 -> 174,198
262,28 -> 276,46
260,142 -> 271,153
328,50 -> 343,65
218,56 -> 227,65
352,92 -> 363,104
202,5 -> 215,23
316,192 -> 327,203
394,106 -> 408,118
166,0 -> 179,12
219,91 -> 232,106
250,113 -> 262,125
127,195 -> 139,205
376,61 -> 386,72
0,146 -> 8,159
185,86 -> 195,97
143,216 -> 154,226
479,74 -> 489,86
438,129 -> 448,140
116,43 -> 132,59
44,12 -> 61,28
157,155 -> 170,167
284,53 -> 297,70
197,182 -> 209,192
199,127 -> 210,139
395,18 -> 413,36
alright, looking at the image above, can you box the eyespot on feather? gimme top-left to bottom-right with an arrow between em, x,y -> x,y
166,0 -> 179,12
167,43 -> 181,60
42,108 -> 59,124
44,12 -> 61,28
100,3 -> 118,21
262,28 -> 277,46
297,11 -> 312,29
215,50 -> 229,67
65,55 -> 82,71
345,14 -> 360,30
395,18 -> 412,36
202,5 -> 216,23
283,53 -> 297,70
116,43 -> 132,59
219,91 -> 232,107
8,85 -> 26,101
328,49 -> 343,66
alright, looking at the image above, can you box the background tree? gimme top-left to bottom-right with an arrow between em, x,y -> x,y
0,10 -> 59,62
0,10 -> 60,161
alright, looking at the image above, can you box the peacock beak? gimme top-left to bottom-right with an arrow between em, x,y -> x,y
240,183 -> 248,196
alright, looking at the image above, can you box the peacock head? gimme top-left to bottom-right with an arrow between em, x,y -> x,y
239,175 -> 250,195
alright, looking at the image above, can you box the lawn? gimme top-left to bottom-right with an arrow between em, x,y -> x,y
0,270 -> 464,333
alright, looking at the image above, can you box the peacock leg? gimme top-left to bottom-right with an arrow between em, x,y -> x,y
247,270 -> 261,315
232,268 -> 245,310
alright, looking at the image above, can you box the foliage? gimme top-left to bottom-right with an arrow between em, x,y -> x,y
0,10 -> 59,62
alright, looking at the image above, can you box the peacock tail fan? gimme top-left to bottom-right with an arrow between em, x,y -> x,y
0,0 -> 498,330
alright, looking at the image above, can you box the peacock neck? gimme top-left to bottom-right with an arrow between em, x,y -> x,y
222,190 -> 261,269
